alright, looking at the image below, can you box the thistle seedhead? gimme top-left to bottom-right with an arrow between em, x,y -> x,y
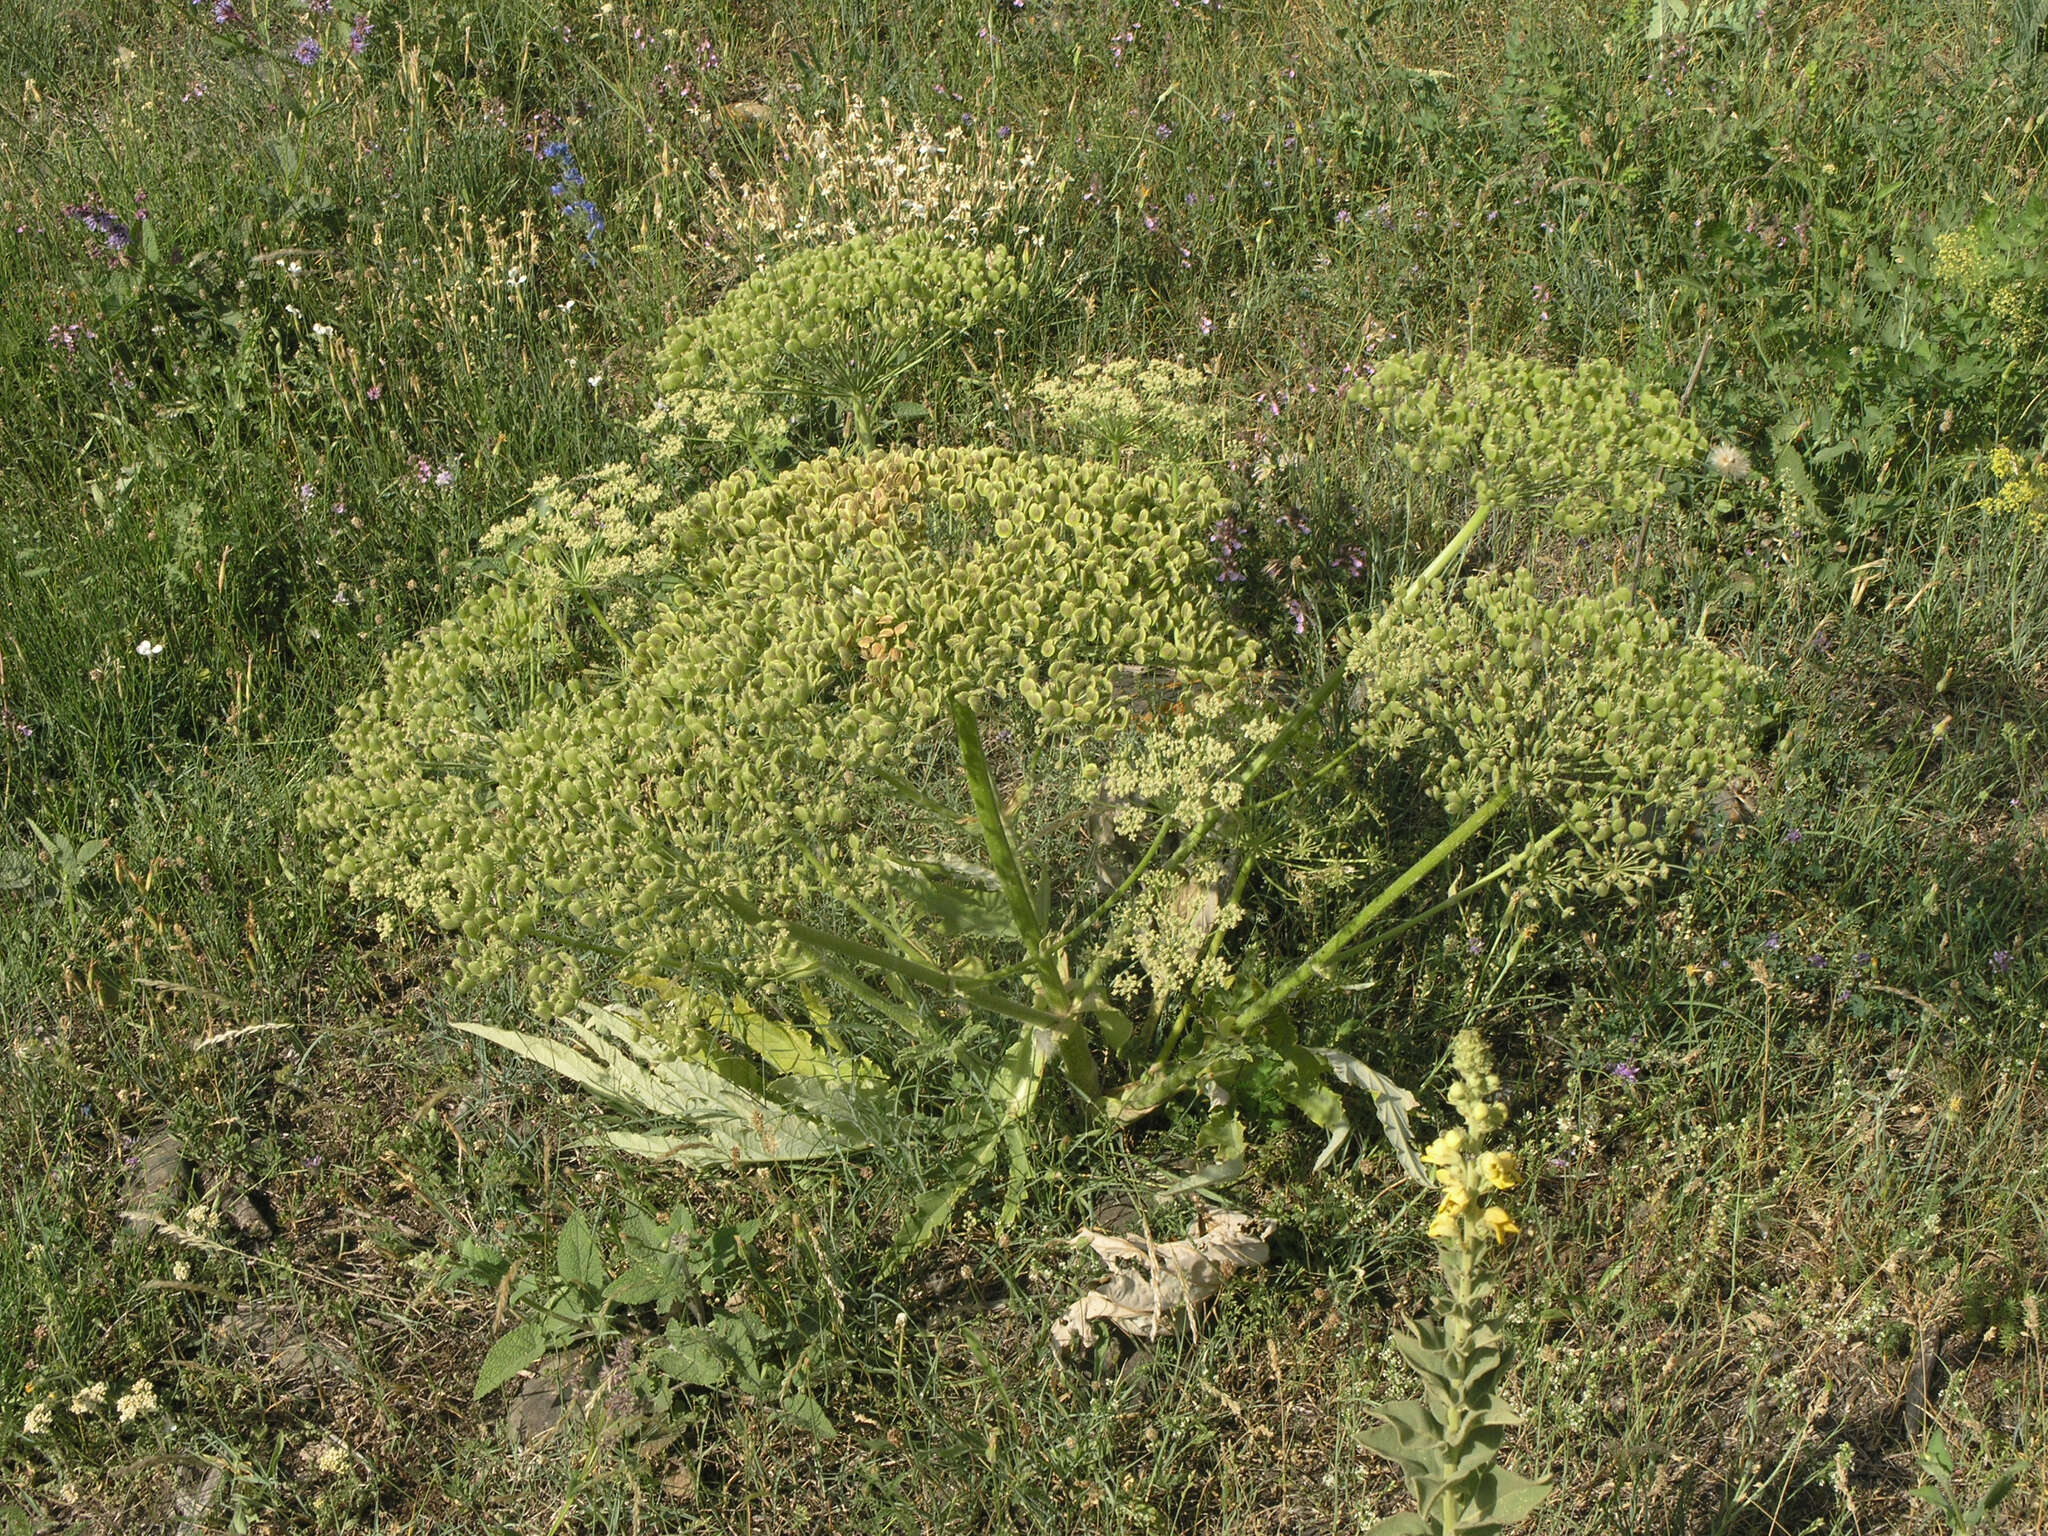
1360,350 -> 1704,534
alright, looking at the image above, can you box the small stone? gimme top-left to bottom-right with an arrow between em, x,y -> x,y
122,1129 -> 189,1238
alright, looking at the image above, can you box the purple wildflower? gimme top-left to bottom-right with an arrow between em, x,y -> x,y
293,36 -> 322,65
1991,949 -> 2013,974
63,204 -> 132,254
1783,827 -> 1803,843
349,13 -> 373,52
1609,1061 -> 1641,1082
1286,595 -> 1309,634
1208,517 -> 1248,583
1764,933 -> 1783,953
212,0 -> 236,22
1199,315 -> 1214,336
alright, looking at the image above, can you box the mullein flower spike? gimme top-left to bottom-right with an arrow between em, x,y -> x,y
1362,1030 -> 1550,1536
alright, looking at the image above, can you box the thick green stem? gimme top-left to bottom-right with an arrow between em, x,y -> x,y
951,698 -> 1065,1000
1230,788 -> 1511,1036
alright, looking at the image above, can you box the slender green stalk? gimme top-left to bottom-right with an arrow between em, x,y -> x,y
1231,788 -> 1511,1035
951,698 -> 1065,999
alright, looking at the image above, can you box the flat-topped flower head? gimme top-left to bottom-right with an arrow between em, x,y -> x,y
302,447 -> 1258,1013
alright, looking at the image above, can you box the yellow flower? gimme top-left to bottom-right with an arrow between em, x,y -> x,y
1481,1206 -> 1520,1245
1438,1182 -> 1473,1218
1421,1128 -> 1466,1167
1427,1207 -> 1461,1241
1478,1150 -> 1521,1190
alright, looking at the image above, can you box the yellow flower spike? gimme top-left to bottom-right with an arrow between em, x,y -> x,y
1481,1206 -> 1520,1245
1427,1207 -> 1461,1242
1439,1183 -> 1473,1219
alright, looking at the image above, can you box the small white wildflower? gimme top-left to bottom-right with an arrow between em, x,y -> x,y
135,639 -> 164,658
70,1380 -> 109,1415
587,374 -> 604,388
23,1400 -> 53,1435
116,1379 -> 158,1423
314,1439 -> 350,1476
171,1260 -> 191,1282
311,322 -> 337,340
1705,443 -> 1752,481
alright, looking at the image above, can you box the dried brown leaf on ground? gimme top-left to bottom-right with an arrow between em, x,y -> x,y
1050,1208 -> 1276,1351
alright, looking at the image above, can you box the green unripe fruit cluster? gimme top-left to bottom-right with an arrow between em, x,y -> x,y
300,446 -> 1257,1009
1341,568 -> 1765,898
1360,350 -> 1704,534
651,232 -> 1025,417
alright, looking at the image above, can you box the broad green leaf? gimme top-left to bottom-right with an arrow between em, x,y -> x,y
604,1263 -> 669,1307
1094,1002 -> 1136,1056
473,1321 -> 547,1400
1474,1465 -> 1553,1527
653,1332 -> 731,1388
1359,1421 -> 1435,1478
1362,1516 -> 1432,1536
556,1210 -> 606,1294
778,1391 -> 837,1440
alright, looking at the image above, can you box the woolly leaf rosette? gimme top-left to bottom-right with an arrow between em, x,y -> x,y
301,447 -> 1258,1011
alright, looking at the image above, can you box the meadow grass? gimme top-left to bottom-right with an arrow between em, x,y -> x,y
2,0 -> 2045,1530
